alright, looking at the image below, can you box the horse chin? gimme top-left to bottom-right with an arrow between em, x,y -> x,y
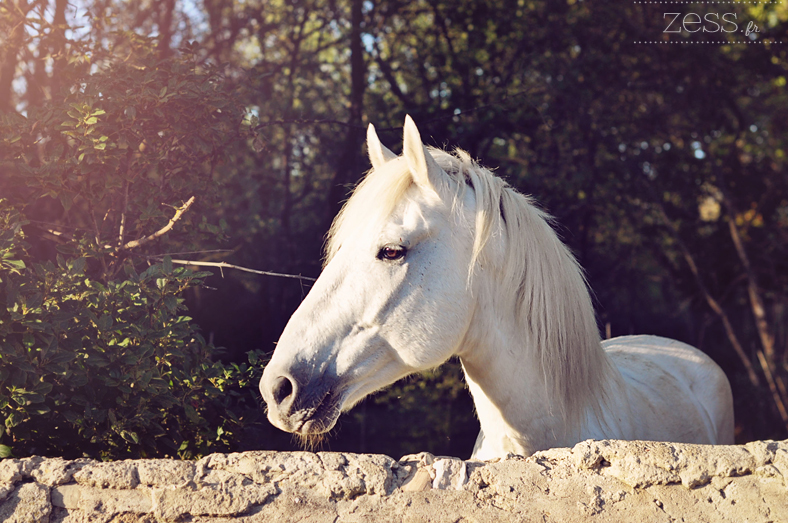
269,388 -> 343,437
297,414 -> 338,435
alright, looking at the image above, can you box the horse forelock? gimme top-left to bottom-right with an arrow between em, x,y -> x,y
324,156 -> 413,266
324,147 -> 471,265
324,146 -> 615,432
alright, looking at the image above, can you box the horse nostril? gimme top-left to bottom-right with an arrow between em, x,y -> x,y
272,376 -> 294,405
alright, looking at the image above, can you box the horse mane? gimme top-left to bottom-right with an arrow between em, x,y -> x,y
325,147 -> 616,432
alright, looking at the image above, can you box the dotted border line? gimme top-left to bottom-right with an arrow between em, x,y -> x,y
634,40 -> 784,43
634,1 -> 782,4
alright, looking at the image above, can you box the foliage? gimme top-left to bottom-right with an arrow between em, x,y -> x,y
3,0 -> 788,458
0,34 -> 264,459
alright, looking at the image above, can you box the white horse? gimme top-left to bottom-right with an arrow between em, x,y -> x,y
260,116 -> 735,460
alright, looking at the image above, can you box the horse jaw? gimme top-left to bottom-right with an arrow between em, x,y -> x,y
258,253 -> 409,435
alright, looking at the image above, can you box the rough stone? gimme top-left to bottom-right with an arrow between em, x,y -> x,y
30,456 -> 87,487
0,439 -> 786,522
73,460 -> 139,489
137,459 -> 195,488
52,483 -> 152,513
0,482 -> 51,523
152,483 -> 276,520
0,459 -> 23,484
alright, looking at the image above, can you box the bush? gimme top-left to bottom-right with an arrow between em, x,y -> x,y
0,39 -> 264,459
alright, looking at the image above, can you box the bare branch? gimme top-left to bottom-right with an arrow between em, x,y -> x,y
726,215 -> 776,362
253,118 -> 361,131
149,257 -> 317,282
118,180 -> 129,248
155,249 -> 235,257
655,204 -> 761,387
28,225 -> 73,244
117,196 -> 195,251
757,350 -> 788,425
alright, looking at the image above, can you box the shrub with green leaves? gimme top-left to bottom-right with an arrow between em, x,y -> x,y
0,38 -> 264,459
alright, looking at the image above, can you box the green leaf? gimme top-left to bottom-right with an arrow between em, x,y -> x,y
97,313 -> 113,331
121,431 -> 140,444
69,257 -> 86,274
48,352 -> 77,365
184,404 -> 201,423
163,295 -> 178,313
0,445 -> 14,458
5,412 -> 22,429
60,192 -> 73,212
34,381 -> 53,395
86,353 -> 110,367
2,259 -> 25,272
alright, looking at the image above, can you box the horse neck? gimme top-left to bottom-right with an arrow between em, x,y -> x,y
457,199 -> 617,458
459,300 -> 574,458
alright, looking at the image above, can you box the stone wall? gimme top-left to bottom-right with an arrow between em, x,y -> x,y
1,439 -> 786,522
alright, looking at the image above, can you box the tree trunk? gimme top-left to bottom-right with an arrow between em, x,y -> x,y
326,0 -> 366,223
0,0 -> 31,113
48,0 -> 69,101
157,0 -> 176,59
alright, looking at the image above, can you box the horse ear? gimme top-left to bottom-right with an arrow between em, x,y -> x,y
402,115 -> 441,191
367,123 -> 397,170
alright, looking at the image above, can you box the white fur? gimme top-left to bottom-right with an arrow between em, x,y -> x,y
260,116 -> 735,459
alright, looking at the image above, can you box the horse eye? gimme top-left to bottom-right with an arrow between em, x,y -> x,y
377,245 -> 407,261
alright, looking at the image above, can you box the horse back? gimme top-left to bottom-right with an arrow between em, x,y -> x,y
602,335 -> 735,445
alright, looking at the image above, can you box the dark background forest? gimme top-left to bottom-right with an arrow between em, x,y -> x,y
1,0 -> 788,460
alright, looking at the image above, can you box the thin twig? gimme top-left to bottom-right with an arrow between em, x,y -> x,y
30,227 -> 73,244
118,180 -> 129,248
27,220 -> 83,231
150,257 -> 317,282
254,118 -> 361,131
117,196 -> 195,251
251,88 -> 544,135
726,215 -> 776,362
757,350 -> 788,425
655,204 -> 761,387
87,199 -> 101,246
155,249 -> 235,257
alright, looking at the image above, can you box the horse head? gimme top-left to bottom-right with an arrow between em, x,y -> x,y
259,116 -> 479,436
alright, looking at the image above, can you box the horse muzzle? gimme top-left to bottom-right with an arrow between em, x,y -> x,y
259,366 -> 342,435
